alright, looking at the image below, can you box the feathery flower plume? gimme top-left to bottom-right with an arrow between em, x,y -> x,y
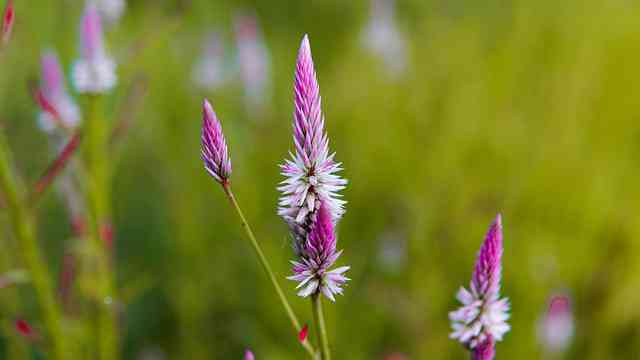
73,4 -> 117,94
278,35 -> 347,245
38,51 -> 82,132
201,99 -> 232,185
537,294 -> 574,353
234,12 -> 270,111
1,0 -> 14,45
243,349 -> 255,360
450,214 -> 510,356
287,202 -> 349,301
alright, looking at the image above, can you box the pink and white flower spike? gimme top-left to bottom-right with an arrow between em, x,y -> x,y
449,214 -> 510,359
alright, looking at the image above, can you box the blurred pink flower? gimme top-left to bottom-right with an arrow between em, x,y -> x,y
450,215 -> 510,354
537,294 -> 574,353
2,0 -> 14,45
243,349 -> 254,360
234,12 -> 270,111
192,31 -> 232,91
73,4 -> 117,93
38,51 -> 81,132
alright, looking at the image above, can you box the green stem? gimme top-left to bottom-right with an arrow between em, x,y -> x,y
222,184 -> 316,358
82,95 -> 118,360
311,294 -> 331,360
0,131 -> 67,360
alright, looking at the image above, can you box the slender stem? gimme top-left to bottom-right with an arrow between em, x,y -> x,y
0,130 -> 67,360
82,95 -> 118,360
222,184 -> 316,357
311,294 -> 331,360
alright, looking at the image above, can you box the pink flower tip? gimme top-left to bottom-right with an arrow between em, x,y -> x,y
298,324 -> 308,342
81,4 -> 103,60
15,319 -> 32,337
244,349 -> 255,360
2,0 -> 14,45
201,99 -> 232,185
472,337 -> 496,360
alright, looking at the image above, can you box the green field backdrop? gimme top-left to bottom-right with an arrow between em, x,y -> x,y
1,0 -> 640,358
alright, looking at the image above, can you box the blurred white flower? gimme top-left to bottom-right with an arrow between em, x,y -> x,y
361,0 -> 408,77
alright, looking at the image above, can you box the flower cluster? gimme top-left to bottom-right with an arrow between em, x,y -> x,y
287,203 -> 350,301
449,214 -> 510,358
73,4 -> 117,94
201,99 -> 232,185
278,35 -> 349,301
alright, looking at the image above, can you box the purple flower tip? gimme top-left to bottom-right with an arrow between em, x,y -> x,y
449,214 -> 510,353
41,52 -> 64,101
81,4 -> 103,60
472,214 -> 503,299
472,336 -> 495,360
244,349 -> 255,360
201,99 -> 232,185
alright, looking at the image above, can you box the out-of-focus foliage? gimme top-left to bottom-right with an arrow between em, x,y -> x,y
1,0 -> 640,358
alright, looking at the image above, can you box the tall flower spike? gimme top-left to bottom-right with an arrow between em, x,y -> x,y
450,214 -> 510,355
38,51 -> 81,132
201,99 -> 232,185
72,4 -> 117,94
278,35 -> 347,244
287,202 -> 350,301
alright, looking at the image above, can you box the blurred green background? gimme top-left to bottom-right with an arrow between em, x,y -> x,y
2,0 -> 640,358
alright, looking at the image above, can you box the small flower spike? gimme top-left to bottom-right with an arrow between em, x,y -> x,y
201,99 -> 232,185
287,202 -> 349,302
450,214 -> 510,358
38,51 -> 81,132
243,349 -> 255,360
278,35 -> 347,245
73,4 -> 117,93
2,0 -> 14,45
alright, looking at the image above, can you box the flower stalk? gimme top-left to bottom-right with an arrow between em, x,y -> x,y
0,130 -> 67,360
311,294 -> 331,360
81,94 -> 118,360
222,183 -> 316,357
201,99 -> 315,357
